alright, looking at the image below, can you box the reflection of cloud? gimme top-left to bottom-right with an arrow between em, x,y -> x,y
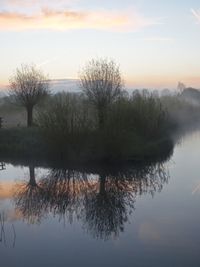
0,8 -> 159,32
191,8 -> 200,23
0,181 -> 14,199
7,209 -> 22,222
139,222 -> 160,242
138,219 -> 199,251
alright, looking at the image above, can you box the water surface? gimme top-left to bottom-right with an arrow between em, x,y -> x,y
0,132 -> 200,267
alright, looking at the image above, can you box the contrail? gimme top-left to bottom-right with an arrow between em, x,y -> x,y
191,8 -> 200,23
37,57 -> 58,67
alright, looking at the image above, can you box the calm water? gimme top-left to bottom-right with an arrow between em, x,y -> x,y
0,132 -> 200,267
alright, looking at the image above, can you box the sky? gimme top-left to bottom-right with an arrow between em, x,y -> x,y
0,0 -> 200,89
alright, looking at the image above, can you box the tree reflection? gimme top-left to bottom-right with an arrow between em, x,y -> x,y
114,162 -> 169,197
39,169 -> 91,222
82,162 -> 169,240
0,162 -> 5,171
13,165 -> 45,224
13,160 -> 169,239
82,173 -> 135,240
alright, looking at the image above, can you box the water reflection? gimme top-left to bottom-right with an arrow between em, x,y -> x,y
0,162 -> 5,171
83,163 -> 169,240
0,212 -> 16,248
13,161 -> 169,240
40,169 -> 90,221
82,173 -> 135,240
13,165 -> 45,224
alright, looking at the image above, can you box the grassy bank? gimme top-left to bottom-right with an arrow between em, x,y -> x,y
0,126 -> 174,163
0,127 -> 48,158
0,91 -> 175,163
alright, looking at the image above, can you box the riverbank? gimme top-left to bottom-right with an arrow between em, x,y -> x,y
0,127 -> 174,163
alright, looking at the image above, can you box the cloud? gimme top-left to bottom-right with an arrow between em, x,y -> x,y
142,37 -> 174,42
6,0 -> 73,7
191,8 -> 200,23
8,0 -> 40,5
0,7 -> 159,32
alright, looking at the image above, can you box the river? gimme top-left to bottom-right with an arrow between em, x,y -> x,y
0,131 -> 200,267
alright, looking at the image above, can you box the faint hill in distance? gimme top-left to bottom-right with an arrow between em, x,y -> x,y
0,79 -> 80,96
48,79 -> 80,93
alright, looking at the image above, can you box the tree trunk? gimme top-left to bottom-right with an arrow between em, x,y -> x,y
98,107 -> 106,130
99,174 -> 106,195
27,105 -> 33,127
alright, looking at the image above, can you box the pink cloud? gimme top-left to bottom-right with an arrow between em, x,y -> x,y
0,7 -> 158,31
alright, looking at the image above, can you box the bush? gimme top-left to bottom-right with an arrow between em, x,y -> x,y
37,91 -> 172,161
37,93 -> 96,159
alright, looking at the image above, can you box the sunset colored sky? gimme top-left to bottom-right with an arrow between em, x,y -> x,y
0,0 -> 200,89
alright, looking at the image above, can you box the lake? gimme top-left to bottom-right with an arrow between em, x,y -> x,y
0,131 -> 200,267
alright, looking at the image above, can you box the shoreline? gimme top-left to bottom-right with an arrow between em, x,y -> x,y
0,127 -> 174,166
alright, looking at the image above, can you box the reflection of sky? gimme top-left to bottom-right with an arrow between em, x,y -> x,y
1,0 -> 200,88
0,164 -> 48,182
134,130 -> 200,259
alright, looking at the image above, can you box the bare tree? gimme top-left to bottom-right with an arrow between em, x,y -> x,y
9,64 -> 50,127
79,58 -> 123,129
177,82 -> 186,94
